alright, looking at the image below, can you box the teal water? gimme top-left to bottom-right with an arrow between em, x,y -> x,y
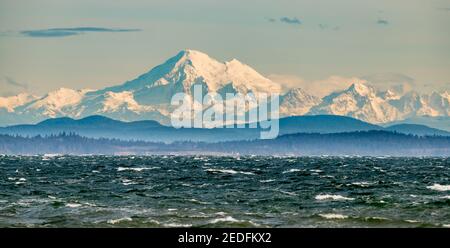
0,155 -> 449,227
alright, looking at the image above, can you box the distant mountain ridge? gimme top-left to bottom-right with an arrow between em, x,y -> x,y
385,116 -> 450,132
0,115 -> 448,143
385,124 -> 450,137
0,49 -> 448,127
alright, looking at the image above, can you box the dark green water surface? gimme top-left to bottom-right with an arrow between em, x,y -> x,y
0,155 -> 449,227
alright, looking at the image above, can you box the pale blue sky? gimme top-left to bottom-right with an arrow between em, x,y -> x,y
1,0 -> 449,96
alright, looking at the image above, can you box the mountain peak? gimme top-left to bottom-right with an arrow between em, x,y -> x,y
280,88 -> 321,116
179,49 -> 207,55
347,83 -> 374,96
145,49 -> 281,93
171,49 -> 222,69
378,89 -> 400,100
177,49 -> 212,60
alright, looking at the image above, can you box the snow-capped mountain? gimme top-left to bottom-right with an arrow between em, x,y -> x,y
20,88 -> 93,117
280,88 -> 321,116
0,49 -> 448,126
0,50 -> 300,126
388,91 -> 450,119
99,49 -> 282,104
424,91 -> 449,116
377,89 -> 400,101
308,83 -> 399,123
308,83 -> 450,124
0,93 -> 37,112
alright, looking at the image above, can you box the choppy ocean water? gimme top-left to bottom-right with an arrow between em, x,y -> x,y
0,155 -> 449,228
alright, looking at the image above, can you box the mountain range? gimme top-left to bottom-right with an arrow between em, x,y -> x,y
0,49 -> 449,130
0,115 -> 448,143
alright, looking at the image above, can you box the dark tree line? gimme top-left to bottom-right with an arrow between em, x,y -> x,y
0,132 -> 163,155
198,131 -> 450,156
0,131 -> 449,156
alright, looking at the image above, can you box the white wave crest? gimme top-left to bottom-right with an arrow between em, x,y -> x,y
117,167 -> 159,172
260,179 -> 275,183
282,168 -> 303,173
427,184 -> 450,192
209,216 -> 240,224
205,168 -> 254,175
107,217 -> 132,224
315,194 -> 354,201
163,223 -> 192,227
65,203 -> 82,208
318,213 -> 348,219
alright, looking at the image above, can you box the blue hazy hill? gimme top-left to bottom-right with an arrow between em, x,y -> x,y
385,116 -> 450,132
278,115 -> 382,134
386,124 -> 450,136
0,115 -> 448,143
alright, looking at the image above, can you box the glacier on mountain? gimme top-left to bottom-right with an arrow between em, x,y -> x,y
0,49 -> 448,126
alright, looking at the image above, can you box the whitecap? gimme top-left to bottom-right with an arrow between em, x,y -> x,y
405,219 -> 420,223
83,202 -> 97,207
107,217 -> 132,224
260,179 -> 275,183
318,213 -> 348,219
205,168 -> 254,175
66,203 -> 82,208
373,167 -> 386,173
117,167 -> 159,172
188,198 -> 209,204
320,175 -> 335,178
282,168 -> 303,174
209,216 -> 240,224
121,179 -> 137,185
315,194 -> 354,201
351,182 -> 373,187
427,184 -> 450,192
163,223 -> 192,227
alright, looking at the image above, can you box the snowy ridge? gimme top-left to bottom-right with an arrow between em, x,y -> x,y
0,93 -> 37,112
309,83 -> 399,123
0,49 -> 449,126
